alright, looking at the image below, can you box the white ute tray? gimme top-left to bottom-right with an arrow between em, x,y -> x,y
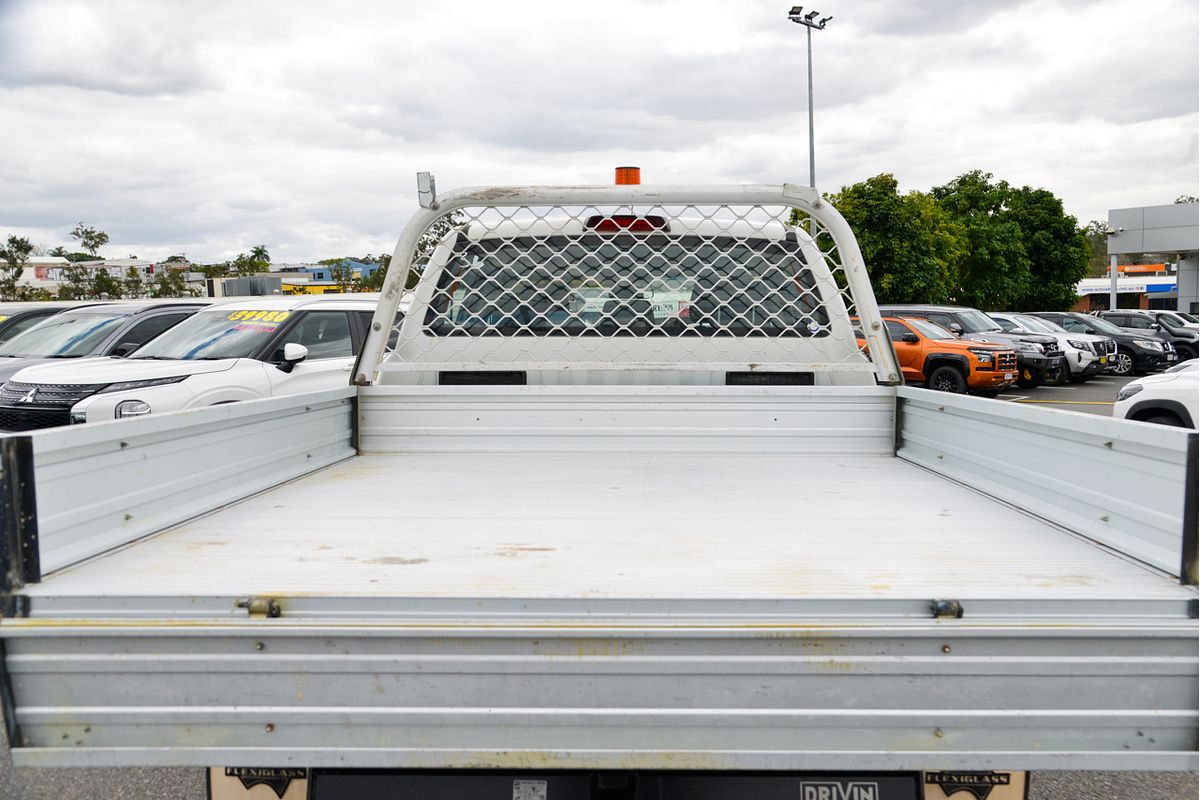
25,452 -> 1190,605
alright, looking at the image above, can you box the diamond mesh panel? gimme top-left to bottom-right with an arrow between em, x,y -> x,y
363,188 -> 898,383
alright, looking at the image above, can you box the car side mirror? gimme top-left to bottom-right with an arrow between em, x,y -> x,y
899,333 -> 919,344
1150,323 -> 1161,331
947,323 -> 963,335
276,342 -> 308,373
112,342 -> 140,358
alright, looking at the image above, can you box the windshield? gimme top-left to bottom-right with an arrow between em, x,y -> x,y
424,234 -> 830,338
955,308 -> 1003,333
0,312 -> 128,358
133,308 -> 291,360
1179,313 -> 1198,323
1156,312 -> 1190,328
1015,314 -> 1063,333
908,318 -> 956,340
1082,315 -> 1127,335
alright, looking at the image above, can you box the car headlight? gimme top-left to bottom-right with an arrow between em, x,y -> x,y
968,348 -> 994,363
1066,340 -> 1090,350
1116,383 -> 1144,402
1015,341 -> 1044,353
97,375 -> 188,394
115,400 -> 152,419
1133,340 -> 1163,351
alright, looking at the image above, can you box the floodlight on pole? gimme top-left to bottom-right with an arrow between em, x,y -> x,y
786,6 -> 830,189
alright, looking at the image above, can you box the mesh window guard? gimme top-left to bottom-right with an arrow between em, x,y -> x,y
359,181 -> 899,385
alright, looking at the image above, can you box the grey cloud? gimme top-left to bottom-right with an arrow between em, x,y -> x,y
1014,65 -> 1198,125
846,0 -> 1027,36
0,0 -> 210,96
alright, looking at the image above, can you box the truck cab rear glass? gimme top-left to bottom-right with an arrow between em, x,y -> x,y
422,234 -> 830,339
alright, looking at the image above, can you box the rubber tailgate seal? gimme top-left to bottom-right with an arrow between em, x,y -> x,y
0,435 -> 39,594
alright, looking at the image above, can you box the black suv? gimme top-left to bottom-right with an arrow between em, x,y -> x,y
878,304 -> 1064,388
1092,310 -> 1196,362
1030,312 -> 1168,376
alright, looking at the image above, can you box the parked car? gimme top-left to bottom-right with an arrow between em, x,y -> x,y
1092,310 -> 1198,362
1100,309 -> 1197,331
859,316 -> 1017,395
1030,311 -> 1169,376
988,312 -> 1113,383
1113,369 -> 1199,428
0,301 -> 104,345
877,304 -> 1064,388
0,295 -> 378,429
0,300 -> 211,387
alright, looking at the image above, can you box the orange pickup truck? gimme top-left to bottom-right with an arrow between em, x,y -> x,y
858,316 -> 1018,396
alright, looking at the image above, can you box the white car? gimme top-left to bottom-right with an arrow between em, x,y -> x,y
1113,369 -> 1198,428
989,311 -> 1113,383
1,295 -> 378,427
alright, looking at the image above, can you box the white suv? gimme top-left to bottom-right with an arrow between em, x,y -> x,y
1113,369 -> 1198,428
989,312 -> 1112,383
2,295 -> 378,427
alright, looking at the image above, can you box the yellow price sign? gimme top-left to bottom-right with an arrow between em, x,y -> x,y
227,310 -> 291,323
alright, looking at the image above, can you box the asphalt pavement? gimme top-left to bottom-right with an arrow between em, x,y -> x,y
997,371 -> 1138,417
0,369 -> 1193,800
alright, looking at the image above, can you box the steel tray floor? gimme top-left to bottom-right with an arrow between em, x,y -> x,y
26,452 -> 1191,601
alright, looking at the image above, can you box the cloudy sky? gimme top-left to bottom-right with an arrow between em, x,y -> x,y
0,0 -> 1196,264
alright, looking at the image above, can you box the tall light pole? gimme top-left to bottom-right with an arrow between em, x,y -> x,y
787,6 -> 831,189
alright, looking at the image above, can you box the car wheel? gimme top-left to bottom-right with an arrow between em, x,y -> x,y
1110,349 -> 1134,376
1047,365 -> 1069,386
1017,365 -> 1043,389
1142,413 -> 1184,427
927,365 -> 967,393
1176,345 -> 1197,362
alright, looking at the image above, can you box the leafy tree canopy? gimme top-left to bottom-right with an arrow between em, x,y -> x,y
824,174 -> 962,305
70,222 -> 109,256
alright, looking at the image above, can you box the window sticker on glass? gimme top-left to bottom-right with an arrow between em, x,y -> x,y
644,276 -> 695,320
573,286 -> 611,314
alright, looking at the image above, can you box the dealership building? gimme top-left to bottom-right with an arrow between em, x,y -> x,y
1078,202 -> 1198,314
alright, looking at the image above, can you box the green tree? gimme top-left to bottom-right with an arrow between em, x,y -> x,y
150,267 -> 192,298
930,171 -> 1031,310
123,266 -> 145,299
47,245 -> 68,258
330,260 -> 356,291
198,262 -> 231,279
1082,220 -> 1111,278
1004,186 -> 1090,310
249,244 -> 270,263
354,253 -> 390,291
92,269 -> 122,299
0,235 -> 34,301
399,212 -> 464,289
229,251 -> 269,276
822,175 -> 962,305
57,266 -> 95,299
70,222 -> 109,256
